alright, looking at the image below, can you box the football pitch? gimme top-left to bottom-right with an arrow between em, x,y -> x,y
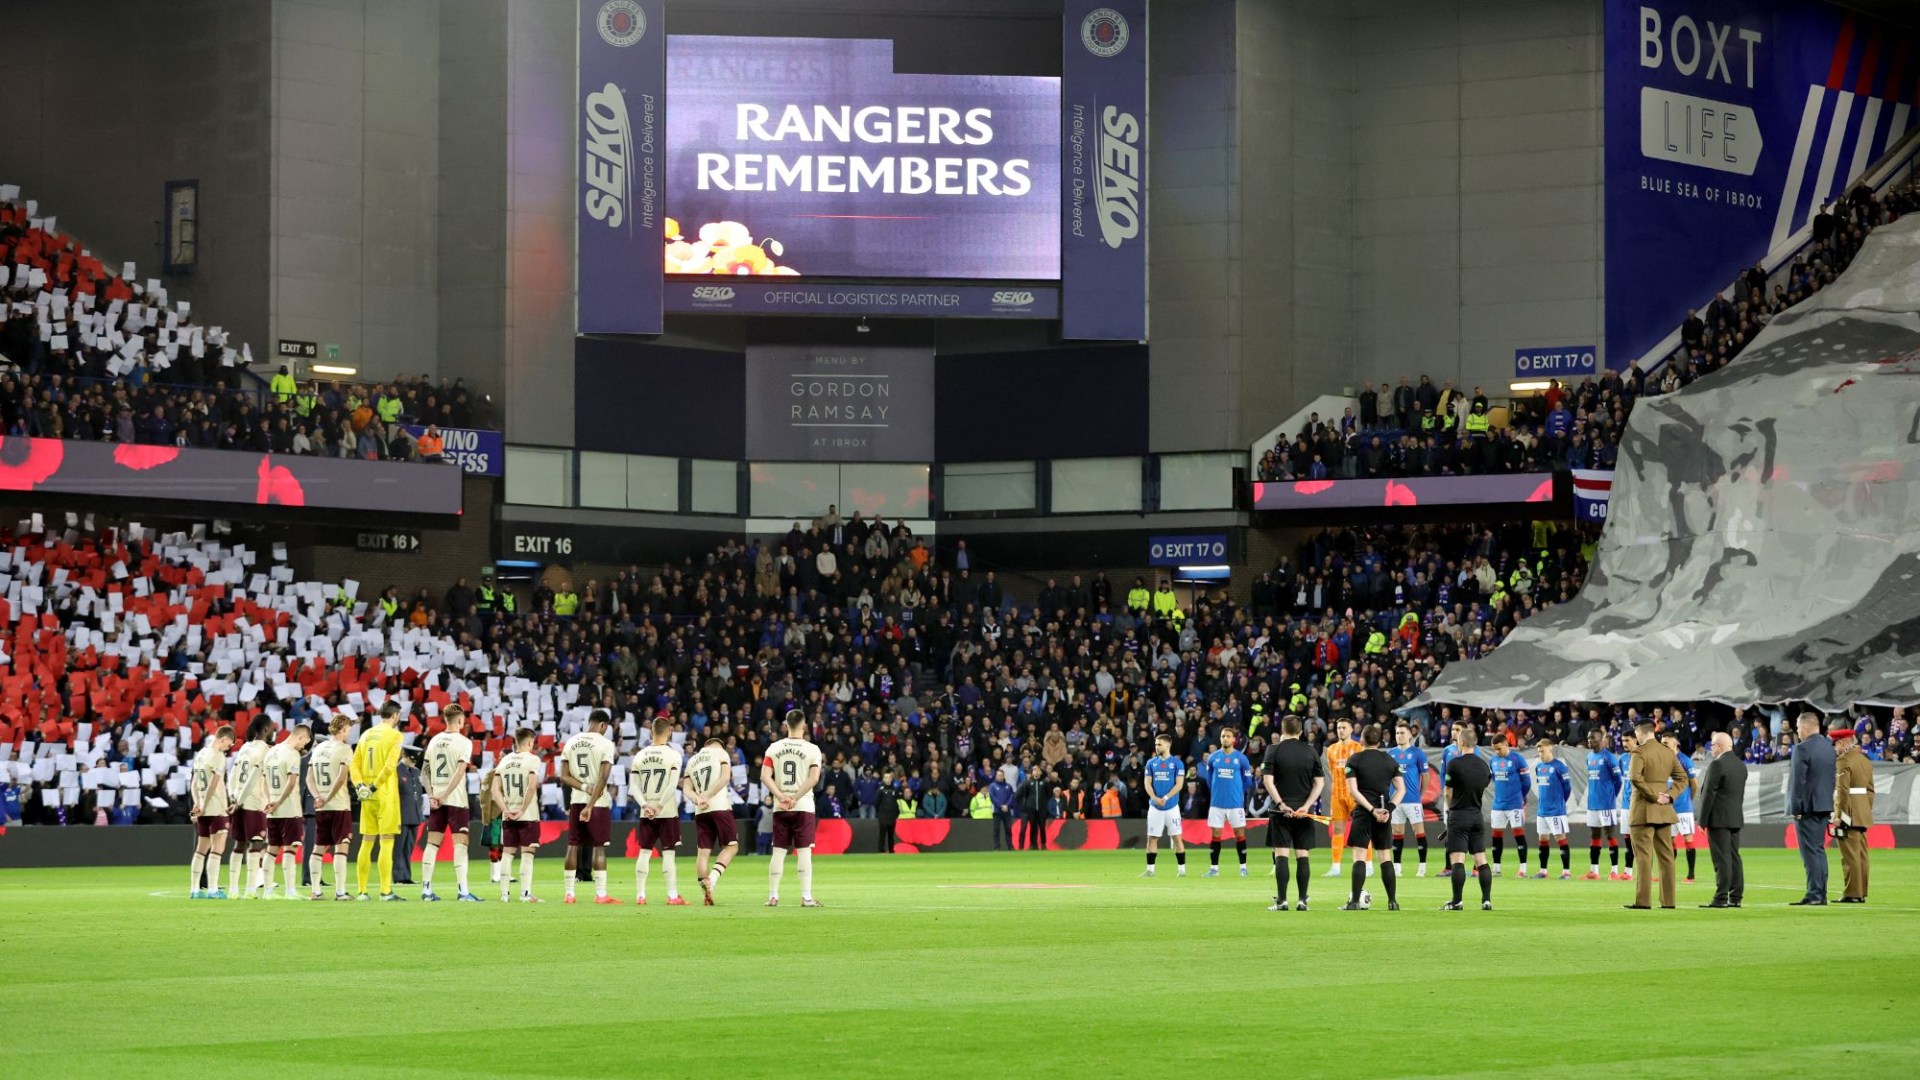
3,848 -> 1917,1078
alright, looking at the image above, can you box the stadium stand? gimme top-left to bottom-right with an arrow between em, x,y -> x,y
1,189 -> 483,460
1256,178 -> 1920,485
3,515 -> 1906,829
0,369 -> 480,460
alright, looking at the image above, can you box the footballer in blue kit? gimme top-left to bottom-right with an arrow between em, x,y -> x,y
1664,734 -> 1700,883
1616,737 -> 1637,877
1201,730 -> 1254,877
1141,736 -> 1187,877
1531,739 -> 1576,878
1583,729 -> 1625,879
1387,723 -> 1431,876
1487,741 -> 1531,876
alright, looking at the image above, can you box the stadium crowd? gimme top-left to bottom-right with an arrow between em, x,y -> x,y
0,367 -> 482,461
1257,178 -> 1920,484
2,512 -> 1910,832
3,189 -> 488,459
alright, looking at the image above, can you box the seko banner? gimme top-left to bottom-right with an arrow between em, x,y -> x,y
1061,1 -> 1148,341
1604,0 -> 1920,368
577,0 -> 666,335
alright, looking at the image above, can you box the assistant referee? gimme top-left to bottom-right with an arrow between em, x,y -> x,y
1260,715 -> 1325,911
1441,723 -> 1495,911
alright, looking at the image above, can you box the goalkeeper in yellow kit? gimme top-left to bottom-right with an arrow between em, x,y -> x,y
350,702 -> 407,900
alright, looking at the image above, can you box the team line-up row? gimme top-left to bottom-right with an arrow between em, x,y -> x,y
184,706 -> 827,907
175,707 -> 1683,914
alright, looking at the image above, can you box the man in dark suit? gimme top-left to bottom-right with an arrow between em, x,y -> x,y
1624,720 -> 1691,909
1786,713 -> 1836,905
394,751 -> 424,885
1697,731 -> 1746,908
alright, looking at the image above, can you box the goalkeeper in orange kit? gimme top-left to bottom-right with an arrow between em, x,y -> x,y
1324,718 -> 1368,876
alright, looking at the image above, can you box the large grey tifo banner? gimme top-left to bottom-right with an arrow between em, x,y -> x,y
744,346 -> 935,462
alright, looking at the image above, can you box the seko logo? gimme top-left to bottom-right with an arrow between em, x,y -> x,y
689,286 -> 736,302
991,291 -> 1036,306
582,83 -> 631,229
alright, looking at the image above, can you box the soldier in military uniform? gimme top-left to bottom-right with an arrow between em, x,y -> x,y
1831,726 -> 1874,904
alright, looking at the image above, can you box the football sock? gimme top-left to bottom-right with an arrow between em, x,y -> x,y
1608,837 -> 1620,868
249,850 -> 267,893
1235,839 -> 1247,867
501,858 -> 514,901
769,849 -> 787,899
1477,863 -> 1493,902
592,869 -> 608,898
1294,856 -> 1310,900
1450,863 -> 1466,904
663,852 -> 679,900
421,843 -> 439,888
1329,834 -> 1345,868
1381,861 -> 1398,904
1538,841 -> 1550,869
1590,839 -> 1602,868
636,854 -> 651,899
189,853 -> 205,893
454,844 -> 470,894
229,850 -> 245,894
1515,831 -> 1528,871
308,851 -> 324,891
282,852 -> 298,896
1492,833 -> 1504,867
796,850 -> 814,901
1417,836 -> 1428,865
1273,853 -> 1289,903
1174,850 -> 1186,866
332,853 -> 347,894
565,858 -> 578,899
1685,846 -> 1696,877
357,840 -> 373,894
519,851 -> 535,895
377,839 -> 395,894
1623,843 -> 1635,870
1209,840 -> 1220,866
1559,841 -> 1571,870
1350,860 -> 1366,903
1392,838 -> 1405,866
1146,851 -> 1157,867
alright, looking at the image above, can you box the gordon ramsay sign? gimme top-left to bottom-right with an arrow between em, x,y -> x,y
744,346 -> 934,462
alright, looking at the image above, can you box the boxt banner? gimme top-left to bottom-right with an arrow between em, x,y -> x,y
1604,0 -> 1920,369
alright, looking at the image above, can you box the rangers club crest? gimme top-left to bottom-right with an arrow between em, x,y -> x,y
1081,8 -> 1129,58
597,0 -> 647,48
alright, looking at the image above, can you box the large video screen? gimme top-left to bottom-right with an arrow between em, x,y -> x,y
665,36 -> 1061,281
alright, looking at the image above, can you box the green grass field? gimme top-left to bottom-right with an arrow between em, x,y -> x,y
3,848 -> 1917,1078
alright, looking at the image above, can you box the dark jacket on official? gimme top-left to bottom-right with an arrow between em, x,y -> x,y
1697,753 -> 1746,829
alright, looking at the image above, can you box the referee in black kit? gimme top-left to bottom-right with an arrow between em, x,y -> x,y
1341,725 -> 1404,911
1442,723 -> 1495,911
1260,715 -> 1325,911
